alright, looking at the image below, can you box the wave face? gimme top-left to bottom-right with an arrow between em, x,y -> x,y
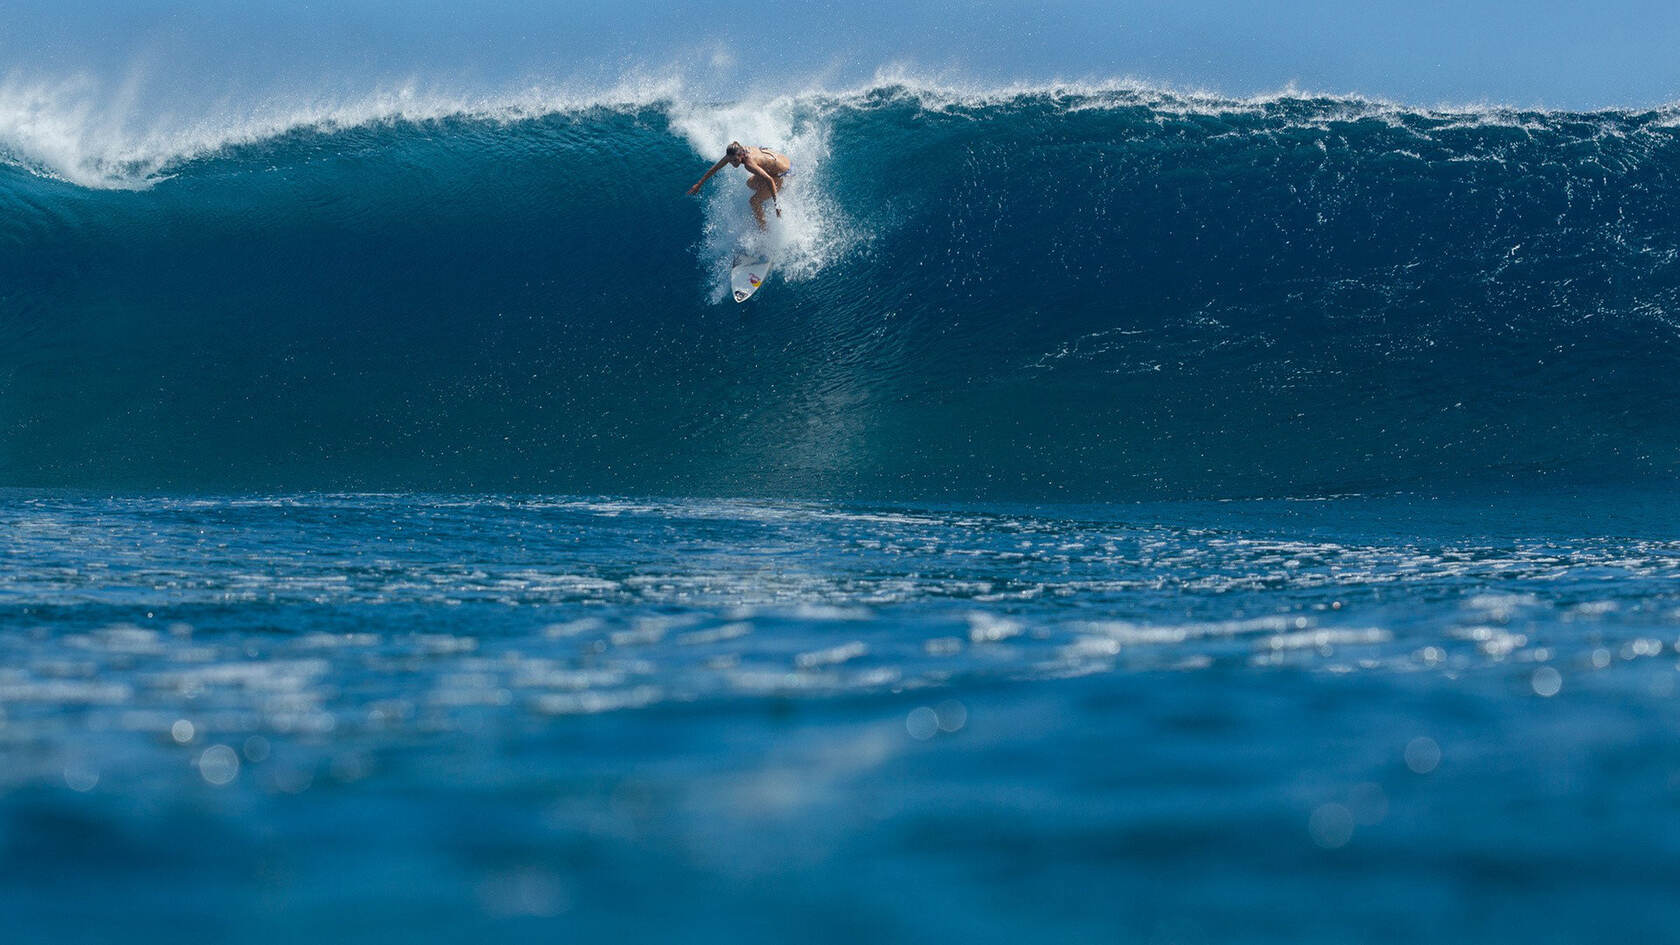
4,85 -> 1680,499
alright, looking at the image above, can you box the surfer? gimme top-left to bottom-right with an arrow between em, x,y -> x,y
687,142 -> 790,230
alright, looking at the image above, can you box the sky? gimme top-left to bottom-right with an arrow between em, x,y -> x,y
2,0 -> 1678,111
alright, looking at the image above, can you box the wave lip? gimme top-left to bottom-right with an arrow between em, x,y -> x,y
7,71 -> 1674,190
0,72 -> 690,189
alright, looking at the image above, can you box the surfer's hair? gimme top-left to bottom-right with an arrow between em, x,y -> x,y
725,141 -> 745,158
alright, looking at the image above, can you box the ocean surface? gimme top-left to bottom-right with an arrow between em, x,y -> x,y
4,86 -> 1680,498
5,82 -> 1680,941
4,490 -> 1680,942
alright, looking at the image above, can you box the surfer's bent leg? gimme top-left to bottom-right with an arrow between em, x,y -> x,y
748,179 -> 772,230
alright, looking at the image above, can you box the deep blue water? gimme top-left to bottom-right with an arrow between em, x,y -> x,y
6,82 -> 1680,941
5,489 -> 1680,942
4,87 -> 1680,499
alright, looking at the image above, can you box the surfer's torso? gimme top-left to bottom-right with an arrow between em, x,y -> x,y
745,147 -> 790,177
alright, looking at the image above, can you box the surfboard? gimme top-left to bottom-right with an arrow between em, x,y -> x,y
731,253 -> 774,303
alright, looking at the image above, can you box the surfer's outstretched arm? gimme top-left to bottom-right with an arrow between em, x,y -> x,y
687,158 -> 730,195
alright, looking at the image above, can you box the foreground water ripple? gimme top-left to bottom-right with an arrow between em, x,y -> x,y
4,490 -> 1680,942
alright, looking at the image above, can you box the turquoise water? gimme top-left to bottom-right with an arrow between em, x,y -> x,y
6,89 -> 1680,499
5,490 -> 1679,941
7,73 -> 1680,944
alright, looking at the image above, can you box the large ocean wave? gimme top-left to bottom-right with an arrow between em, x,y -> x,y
4,82 -> 1679,499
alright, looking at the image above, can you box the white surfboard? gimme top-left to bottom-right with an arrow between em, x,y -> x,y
731,253 -> 774,303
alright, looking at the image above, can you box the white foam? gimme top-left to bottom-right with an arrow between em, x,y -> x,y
0,69 -> 686,189
668,94 -> 855,295
4,63 -> 1673,199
